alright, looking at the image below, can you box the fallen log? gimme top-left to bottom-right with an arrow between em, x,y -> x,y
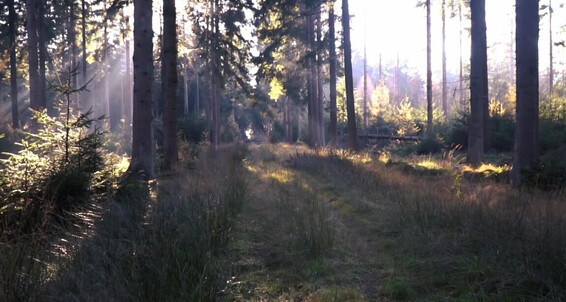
358,134 -> 420,141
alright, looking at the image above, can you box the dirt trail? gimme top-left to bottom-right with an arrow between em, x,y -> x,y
221,145 -> 397,301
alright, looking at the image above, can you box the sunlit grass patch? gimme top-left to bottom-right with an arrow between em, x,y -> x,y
462,162 -> 509,174
461,162 -> 511,183
263,169 -> 296,184
415,159 -> 442,170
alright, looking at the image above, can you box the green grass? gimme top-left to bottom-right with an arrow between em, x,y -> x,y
0,144 -> 249,301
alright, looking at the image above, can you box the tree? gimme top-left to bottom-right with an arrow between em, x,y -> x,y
512,0 -> 540,186
316,6 -> 325,145
329,0 -> 338,145
548,0 -> 554,95
342,0 -> 358,150
130,0 -> 155,179
8,0 -> 18,129
162,0 -> 178,169
468,0 -> 488,167
80,0 -> 89,111
441,0 -> 448,116
426,0 -> 433,133
26,0 -> 41,114
306,4 -> 320,146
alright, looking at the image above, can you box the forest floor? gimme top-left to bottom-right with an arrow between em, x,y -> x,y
5,143 -> 566,301
219,144 -> 566,301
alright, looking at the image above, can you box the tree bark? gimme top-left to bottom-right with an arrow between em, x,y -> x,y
306,9 -> 317,147
38,0 -> 47,111
124,19 -> 132,125
316,7 -> 325,145
103,0 -> 110,126
442,0 -> 448,117
549,0 -> 554,95
426,0 -> 433,133
81,0 -> 89,112
468,0 -> 488,167
458,2 -> 464,112
363,28 -> 368,129
130,0 -> 155,179
213,0 -> 221,146
512,0 -> 540,186
8,0 -> 18,129
68,0 -> 77,90
162,0 -> 178,169
27,0 -> 41,115
342,0 -> 358,151
329,0 -> 338,145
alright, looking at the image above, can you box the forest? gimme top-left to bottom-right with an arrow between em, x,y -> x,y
1,0 -> 566,300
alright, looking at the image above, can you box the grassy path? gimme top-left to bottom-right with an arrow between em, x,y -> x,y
221,144 -> 566,301
221,145 -> 401,301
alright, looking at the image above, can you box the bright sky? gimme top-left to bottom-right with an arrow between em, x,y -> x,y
348,0 -> 566,80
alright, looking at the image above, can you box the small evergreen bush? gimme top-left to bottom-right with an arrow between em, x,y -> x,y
0,68 -> 119,236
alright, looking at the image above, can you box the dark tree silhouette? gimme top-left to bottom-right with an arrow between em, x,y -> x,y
162,0 -> 179,169
468,0 -> 488,166
328,0 -> 338,146
512,0 -> 540,186
130,0 -> 156,179
342,0 -> 358,151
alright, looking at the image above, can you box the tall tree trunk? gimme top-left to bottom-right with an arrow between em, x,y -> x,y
212,0 -> 221,146
442,0 -> 448,116
68,0 -> 77,91
162,0 -> 178,169
38,0 -> 47,111
103,1 -> 110,126
124,18 -> 132,125
458,1 -> 464,112
81,0 -> 89,112
316,6 -> 325,145
183,67 -> 189,115
549,0 -> 554,95
426,0 -> 433,133
195,64 -> 200,115
130,0 -> 155,179
8,0 -> 18,129
27,0 -> 41,115
512,0 -> 540,186
306,9 -> 317,146
363,28 -> 368,129
342,0 -> 358,151
328,0 -> 338,145
468,0 -> 488,167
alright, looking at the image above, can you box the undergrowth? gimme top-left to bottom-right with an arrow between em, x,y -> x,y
40,144 -> 248,301
288,148 -> 566,300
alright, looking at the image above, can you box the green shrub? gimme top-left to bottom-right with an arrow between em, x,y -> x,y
178,115 -> 206,144
416,134 -> 445,155
490,113 -> 515,152
0,69 -> 118,236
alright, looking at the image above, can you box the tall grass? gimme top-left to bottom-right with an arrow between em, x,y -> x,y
275,180 -> 335,258
1,144 -> 248,301
137,145 -> 248,301
289,148 -> 566,300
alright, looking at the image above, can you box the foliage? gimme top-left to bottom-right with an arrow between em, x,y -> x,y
177,115 -> 206,144
415,134 -> 445,155
0,70 -> 121,236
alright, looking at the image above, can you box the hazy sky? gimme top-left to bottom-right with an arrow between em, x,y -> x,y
348,0 -> 565,79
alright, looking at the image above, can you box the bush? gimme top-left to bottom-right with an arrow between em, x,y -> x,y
416,134 -> 445,155
178,115 -> 207,144
490,113 -> 515,152
0,69 -> 119,236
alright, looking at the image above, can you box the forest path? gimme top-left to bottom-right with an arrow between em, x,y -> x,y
220,144 -> 404,301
